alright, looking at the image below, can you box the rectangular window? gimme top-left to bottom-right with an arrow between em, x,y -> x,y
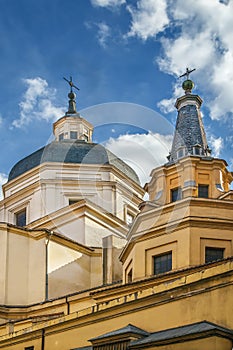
171,187 -> 182,202
127,269 -> 132,283
205,247 -> 224,263
198,184 -> 209,198
193,146 -> 201,155
15,209 -> 26,227
59,133 -> 64,141
126,212 -> 134,226
177,148 -> 185,158
154,252 -> 172,275
25,347 -> 34,350
70,131 -> 77,139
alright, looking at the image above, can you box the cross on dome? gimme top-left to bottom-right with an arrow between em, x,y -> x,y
179,67 -> 196,80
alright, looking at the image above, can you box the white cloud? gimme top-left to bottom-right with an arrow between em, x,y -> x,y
209,136 -> 224,158
0,173 -> 8,200
126,0 -> 169,40
154,0 -> 233,121
105,132 -> 172,185
0,115 -> 3,127
97,22 -> 111,48
89,1 -> 233,121
12,77 -> 65,128
209,50 -> 233,120
157,32 -> 215,77
85,21 -> 111,49
91,0 -> 125,7
157,82 -> 183,114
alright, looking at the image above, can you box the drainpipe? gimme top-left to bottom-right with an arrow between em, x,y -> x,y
41,329 -> 45,350
45,231 -> 53,301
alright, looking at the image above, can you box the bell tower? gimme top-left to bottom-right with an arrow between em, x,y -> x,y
121,69 -> 233,283
148,69 -> 232,204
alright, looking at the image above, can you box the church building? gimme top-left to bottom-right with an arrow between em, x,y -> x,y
0,72 -> 232,350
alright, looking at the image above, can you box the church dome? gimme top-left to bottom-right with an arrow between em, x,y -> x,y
8,140 -> 140,184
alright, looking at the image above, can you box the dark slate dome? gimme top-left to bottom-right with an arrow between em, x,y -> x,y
8,140 -> 140,184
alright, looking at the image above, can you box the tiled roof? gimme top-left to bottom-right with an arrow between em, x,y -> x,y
90,324 -> 149,342
129,321 -> 233,348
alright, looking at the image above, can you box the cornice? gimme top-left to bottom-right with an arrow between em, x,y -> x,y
120,197 -> 233,261
4,162 -> 144,198
0,222 -> 96,254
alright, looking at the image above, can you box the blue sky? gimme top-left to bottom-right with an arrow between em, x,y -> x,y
1,0 -> 233,195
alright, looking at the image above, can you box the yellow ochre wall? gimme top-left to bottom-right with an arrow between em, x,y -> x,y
1,266 -> 233,350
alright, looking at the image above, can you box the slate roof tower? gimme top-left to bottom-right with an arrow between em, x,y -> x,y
169,71 -> 211,162
121,68 -> 233,282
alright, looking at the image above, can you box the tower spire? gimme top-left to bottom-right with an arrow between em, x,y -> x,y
63,76 -> 80,115
168,68 -> 211,162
